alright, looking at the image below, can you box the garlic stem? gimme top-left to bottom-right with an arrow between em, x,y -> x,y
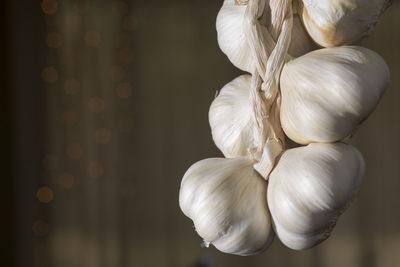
243,0 -> 293,177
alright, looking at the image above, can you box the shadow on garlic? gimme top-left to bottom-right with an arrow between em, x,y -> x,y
179,157 -> 274,256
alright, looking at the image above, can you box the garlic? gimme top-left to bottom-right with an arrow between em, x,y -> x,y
179,157 -> 274,255
299,0 -> 390,47
267,142 -> 365,250
216,0 -> 316,72
280,46 -> 390,144
209,75 -> 254,158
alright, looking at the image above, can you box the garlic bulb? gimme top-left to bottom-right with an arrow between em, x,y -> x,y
299,0 -> 390,47
280,46 -> 390,144
209,75 -> 254,158
179,157 -> 274,255
268,142 -> 365,250
216,0 -> 316,72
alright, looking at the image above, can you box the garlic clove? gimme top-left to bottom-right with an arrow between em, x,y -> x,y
267,142 -> 365,250
299,0 -> 390,47
179,156 -> 274,255
209,75 -> 255,158
216,0 -> 316,72
280,46 -> 390,144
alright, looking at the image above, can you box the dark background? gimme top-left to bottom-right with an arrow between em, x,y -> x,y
2,0 -> 400,266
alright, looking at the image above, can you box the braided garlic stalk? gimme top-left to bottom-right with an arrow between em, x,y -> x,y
179,0 -> 390,255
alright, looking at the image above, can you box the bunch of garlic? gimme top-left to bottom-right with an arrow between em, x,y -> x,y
179,0 -> 390,255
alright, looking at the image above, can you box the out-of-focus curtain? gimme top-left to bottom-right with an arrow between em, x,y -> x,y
6,0 -> 400,267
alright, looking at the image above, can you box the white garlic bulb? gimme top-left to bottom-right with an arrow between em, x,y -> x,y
209,75 -> 254,158
299,0 -> 389,47
179,157 -> 274,255
268,142 -> 365,250
216,0 -> 316,72
280,46 -> 390,144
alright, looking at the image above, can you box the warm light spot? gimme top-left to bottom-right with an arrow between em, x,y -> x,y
62,110 -> 77,125
88,162 -> 104,178
123,16 -> 138,32
32,220 -> 49,237
117,117 -> 133,133
59,173 -> 75,189
46,32 -> 63,48
37,186 -> 54,203
64,79 -> 81,95
66,12 -> 81,29
85,30 -> 101,47
109,65 -> 125,82
42,67 -> 58,83
41,0 -> 58,15
95,128 -> 112,144
42,154 -> 58,170
115,82 -> 132,98
66,143 -> 83,159
119,49 -> 134,65
88,97 -> 105,113
112,1 -> 128,16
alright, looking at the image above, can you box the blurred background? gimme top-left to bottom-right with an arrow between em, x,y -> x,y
2,0 -> 400,266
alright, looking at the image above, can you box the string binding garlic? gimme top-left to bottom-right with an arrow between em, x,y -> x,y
179,0 -> 390,255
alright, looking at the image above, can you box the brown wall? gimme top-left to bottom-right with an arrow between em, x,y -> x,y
7,1 -> 400,266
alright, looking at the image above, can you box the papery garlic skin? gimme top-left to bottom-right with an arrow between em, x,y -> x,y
209,75 -> 254,158
280,46 -> 390,144
300,0 -> 388,47
216,0 -> 316,72
179,157 -> 274,255
268,142 -> 365,250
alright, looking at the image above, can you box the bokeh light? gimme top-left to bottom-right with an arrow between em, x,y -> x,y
66,12 -> 81,29
95,128 -> 112,144
88,162 -> 104,178
41,0 -> 58,15
36,186 -> 54,204
84,30 -> 101,47
110,65 -> 125,82
88,97 -> 105,113
66,143 -> 84,159
116,82 -> 133,98
58,173 -> 75,189
42,67 -> 58,83
46,32 -> 63,48
64,79 -> 81,95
